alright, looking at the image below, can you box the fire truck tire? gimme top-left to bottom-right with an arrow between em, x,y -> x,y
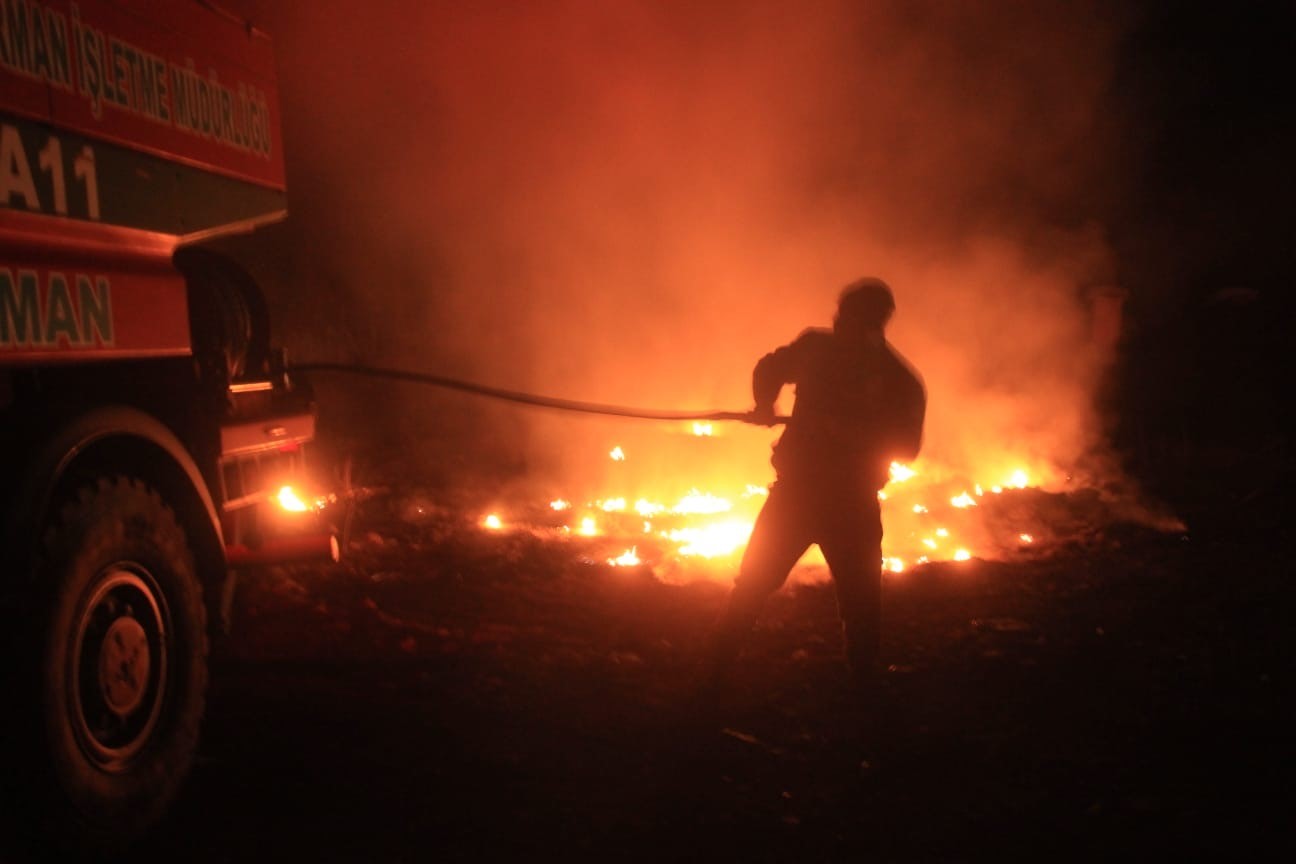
22,476 -> 208,848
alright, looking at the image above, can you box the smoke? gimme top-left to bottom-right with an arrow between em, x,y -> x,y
234,0 -> 1128,498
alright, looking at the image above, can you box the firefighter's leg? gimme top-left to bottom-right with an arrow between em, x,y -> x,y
821,496 -> 884,678
708,482 -> 811,674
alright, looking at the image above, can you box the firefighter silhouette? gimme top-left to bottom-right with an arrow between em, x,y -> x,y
712,277 -> 926,681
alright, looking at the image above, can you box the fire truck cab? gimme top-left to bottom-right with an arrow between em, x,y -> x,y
1,0 -> 328,844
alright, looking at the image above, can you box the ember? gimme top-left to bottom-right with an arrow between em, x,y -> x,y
473,428 -> 1059,581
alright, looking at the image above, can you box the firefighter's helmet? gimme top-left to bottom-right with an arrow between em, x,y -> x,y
837,277 -> 895,329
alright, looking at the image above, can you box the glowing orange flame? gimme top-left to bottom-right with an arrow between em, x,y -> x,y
634,498 -> 666,516
608,547 -> 641,566
501,440 -> 1054,577
889,462 -> 917,483
277,485 -> 309,512
667,519 -> 752,558
672,490 -> 732,515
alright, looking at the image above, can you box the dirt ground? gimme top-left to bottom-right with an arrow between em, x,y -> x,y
77,455 -> 1283,863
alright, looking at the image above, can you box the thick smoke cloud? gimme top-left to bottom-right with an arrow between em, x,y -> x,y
233,0 -> 1128,498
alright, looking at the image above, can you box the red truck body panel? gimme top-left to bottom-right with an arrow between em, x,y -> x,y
2,0 -> 287,363
3,0 -> 285,191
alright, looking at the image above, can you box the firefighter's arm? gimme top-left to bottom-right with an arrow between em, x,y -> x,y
751,337 -> 805,422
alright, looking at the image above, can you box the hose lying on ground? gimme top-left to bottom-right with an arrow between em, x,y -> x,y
291,362 -> 788,425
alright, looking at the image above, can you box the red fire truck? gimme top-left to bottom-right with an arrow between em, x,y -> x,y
1,0 -> 332,844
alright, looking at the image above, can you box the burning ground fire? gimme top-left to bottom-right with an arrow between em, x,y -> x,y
477,422 -> 1059,582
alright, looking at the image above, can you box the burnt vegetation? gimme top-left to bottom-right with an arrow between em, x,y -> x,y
125,457 -> 1290,861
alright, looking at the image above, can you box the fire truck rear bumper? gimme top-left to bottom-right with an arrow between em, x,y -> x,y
226,532 -> 339,567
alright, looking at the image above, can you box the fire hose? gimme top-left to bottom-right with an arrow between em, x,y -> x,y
290,362 -> 789,425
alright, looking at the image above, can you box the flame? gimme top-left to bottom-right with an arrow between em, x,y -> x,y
276,485 -> 310,512
667,519 -> 752,558
672,490 -> 732,515
470,431 -> 1057,579
889,462 -> 917,483
608,547 -> 641,566
634,498 -> 666,516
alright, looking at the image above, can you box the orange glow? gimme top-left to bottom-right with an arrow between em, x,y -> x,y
487,438 -> 1058,579
608,547 -> 641,566
634,498 -> 666,516
889,462 -> 917,483
483,513 -> 503,530
277,485 -> 310,512
666,519 -> 752,558
672,490 -> 731,515
279,0 -> 1122,586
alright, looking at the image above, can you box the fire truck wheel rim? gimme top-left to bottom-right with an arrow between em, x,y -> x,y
69,566 -> 170,773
